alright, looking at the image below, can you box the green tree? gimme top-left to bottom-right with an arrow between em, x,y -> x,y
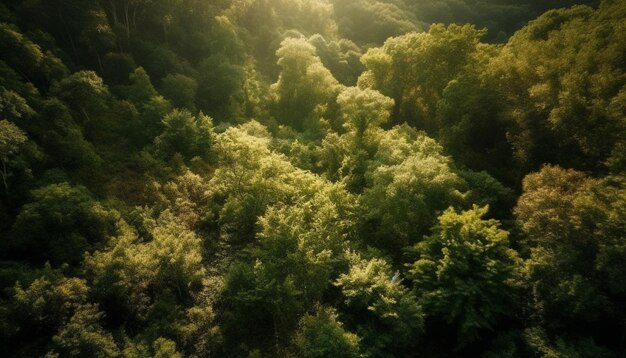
35,98 -> 104,172
156,170 -> 212,229
522,327 -> 616,358
360,125 -> 463,254
153,109 -> 214,162
0,119 -> 27,195
85,211 -> 205,328
207,121 -> 323,242
0,86 -> 35,122
11,183 -> 118,266
359,24 -> 488,132
122,337 -> 184,358
0,23 -> 43,81
307,34 -> 363,85
255,183 -> 356,308
408,205 -> 519,344
331,0 -> 419,44
50,71 -> 110,123
47,304 -> 120,358
160,73 -> 198,111
103,52 -> 136,85
487,1 -> 626,172
270,37 -> 341,133
77,8 -> 116,71
594,178 -> 626,300
152,337 -> 183,358
338,86 -> 393,141
122,67 -> 158,105
294,306 -> 361,358
457,169 -> 515,220
436,75 -> 513,183
137,95 -> 173,146
177,284 -> 222,357
216,127 -> 356,354
196,53 -> 245,120
515,166 -> 626,339
336,86 -> 393,191
335,252 -> 423,357
4,270 -> 90,357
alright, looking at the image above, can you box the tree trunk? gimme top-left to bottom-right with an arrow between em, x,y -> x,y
124,2 -> 131,41
107,0 -> 119,26
1,159 -> 8,198
81,107 -> 92,123
58,8 -> 79,63
96,52 -> 104,74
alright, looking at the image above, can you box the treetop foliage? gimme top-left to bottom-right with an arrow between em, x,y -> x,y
0,0 -> 623,356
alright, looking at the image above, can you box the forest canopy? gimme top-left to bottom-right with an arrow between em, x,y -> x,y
0,0 -> 624,357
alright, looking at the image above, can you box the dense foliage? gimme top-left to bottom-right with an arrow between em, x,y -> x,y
0,0 -> 623,356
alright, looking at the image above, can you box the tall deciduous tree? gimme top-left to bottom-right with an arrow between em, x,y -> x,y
487,1 -> 626,172
336,86 -> 393,191
0,120 -> 27,195
160,73 -> 198,112
47,304 -> 120,357
335,252 -> 423,357
207,121 -> 323,242
4,269 -> 98,357
85,211 -> 207,332
50,71 -> 110,123
515,166 -> 626,342
11,183 -> 118,266
408,205 -> 519,344
270,37 -> 341,133
359,24 -> 487,132
153,109 -> 214,162
360,125 -> 463,254
294,306 -> 361,358
0,23 -> 43,81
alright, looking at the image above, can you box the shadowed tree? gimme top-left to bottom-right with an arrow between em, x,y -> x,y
359,24 -> 488,132
10,183 -> 118,266
408,205 -> 519,345
294,306 -> 361,358
270,37 -> 341,134
335,252 -> 423,356
0,120 -> 27,196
